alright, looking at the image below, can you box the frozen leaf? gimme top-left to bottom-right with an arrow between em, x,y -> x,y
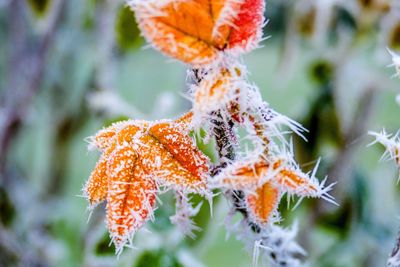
83,148 -> 111,207
190,64 -> 244,124
136,124 -> 209,193
247,181 -> 280,224
84,112 -> 210,252
213,156 -> 336,224
106,144 -> 157,252
128,0 -> 265,65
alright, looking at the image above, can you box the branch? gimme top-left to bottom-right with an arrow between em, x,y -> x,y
388,227 -> 400,267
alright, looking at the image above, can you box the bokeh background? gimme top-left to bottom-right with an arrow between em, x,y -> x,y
1,0 -> 400,266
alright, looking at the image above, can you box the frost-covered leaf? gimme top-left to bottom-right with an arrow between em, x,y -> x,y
128,0 -> 265,65
246,181 -> 280,224
213,156 -> 336,224
190,64 -> 245,124
106,144 -> 157,253
137,121 -> 209,194
83,112 -> 210,253
83,147 -> 111,207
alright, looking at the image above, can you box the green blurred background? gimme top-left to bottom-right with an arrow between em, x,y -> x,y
1,0 -> 400,266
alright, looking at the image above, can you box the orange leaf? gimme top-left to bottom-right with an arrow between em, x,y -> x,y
91,123 -> 141,151
277,168 -> 318,195
84,112 -> 209,251
106,144 -> 156,251
150,122 -> 208,179
137,122 -> 209,193
131,0 -> 265,65
192,66 -> 243,118
246,181 -> 280,224
217,160 -> 270,189
173,111 -> 194,129
93,126 -> 117,151
84,125 -> 143,206
215,157 -> 320,196
84,148 -> 111,206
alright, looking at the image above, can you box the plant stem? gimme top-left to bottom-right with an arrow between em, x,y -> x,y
388,227 -> 400,267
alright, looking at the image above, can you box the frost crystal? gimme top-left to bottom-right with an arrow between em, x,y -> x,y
388,48 -> 400,78
254,224 -> 307,267
170,193 -> 202,239
225,214 -> 307,267
369,130 -> 400,167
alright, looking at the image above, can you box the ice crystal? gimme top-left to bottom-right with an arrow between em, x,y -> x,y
369,130 -> 400,168
388,48 -> 400,78
170,192 -> 202,238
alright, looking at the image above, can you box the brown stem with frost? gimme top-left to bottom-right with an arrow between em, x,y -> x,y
209,110 -> 263,233
388,227 -> 400,267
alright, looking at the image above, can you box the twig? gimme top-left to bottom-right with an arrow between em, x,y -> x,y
388,227 -> 400,267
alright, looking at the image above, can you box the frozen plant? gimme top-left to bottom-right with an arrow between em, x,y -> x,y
369,48 -> 400,267
83,0 -> 336,264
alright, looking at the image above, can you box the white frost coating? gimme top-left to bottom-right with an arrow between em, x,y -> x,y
127,0 -> 264,66
127,0 -> 177,15
388,48 -> 400,78
127,0 -> 219,66
226,215 -> 307,267
369,130 -> 400,168
170,192 -> 202,238
212,149 -> 336,205
188,58 -> 248,127
189,57 -> 307,153
212,0 -> 246,38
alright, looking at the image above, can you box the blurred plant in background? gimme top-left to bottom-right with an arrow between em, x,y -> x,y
369,50 -> 400,266
0,0 -> 399,267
